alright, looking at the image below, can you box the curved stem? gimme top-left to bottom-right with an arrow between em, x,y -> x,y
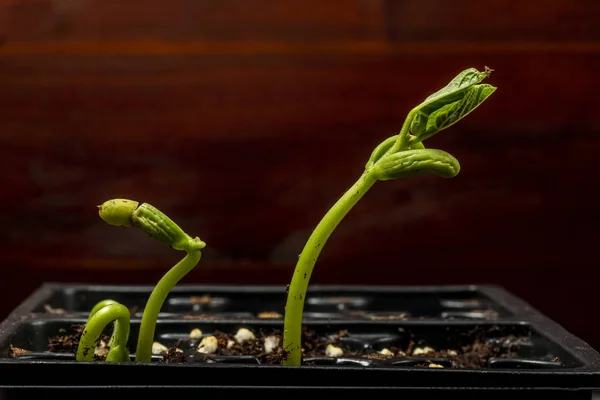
135,249 -> 202,363
390,108 -> 417,154
89,299 -> 119,319
88,299 -> 122,347
76,302 -> 130,362
282,170 -> 377,366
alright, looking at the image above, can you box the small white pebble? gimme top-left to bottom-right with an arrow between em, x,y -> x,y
379,348 -> 393,356
227,340 -> 235,349
412,346 -> 435,356
429,363 -> 444,368
152,341 -> 168,355
189,328 -> 203,339
263,335 -> 280,354
95,340 -> 109,357
234,328 -> 255,344
197,336 -> 218,354
325,344 -> 344,357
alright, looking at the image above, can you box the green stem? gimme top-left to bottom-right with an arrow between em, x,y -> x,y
76,302 -> 130,362
390,108 -> 417,154
282,170 -> 378,366
135,249 -> 202,363
88,299 -> 122,347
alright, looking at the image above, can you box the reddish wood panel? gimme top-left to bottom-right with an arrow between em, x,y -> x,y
1,53 -> 599,143
0,0 -> 599,350
4,0 -> 384,41
4,0 -> 599,42
384,0 -> 600,41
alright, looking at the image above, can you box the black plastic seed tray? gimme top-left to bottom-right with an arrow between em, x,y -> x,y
24,283 -> 510,320
0,283 -> 599,399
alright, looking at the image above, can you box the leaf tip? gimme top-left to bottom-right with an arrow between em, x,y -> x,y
481,83 -> 498,96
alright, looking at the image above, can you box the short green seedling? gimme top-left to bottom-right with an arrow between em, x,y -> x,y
282,67 -> 497,366
75,199 -> 206,363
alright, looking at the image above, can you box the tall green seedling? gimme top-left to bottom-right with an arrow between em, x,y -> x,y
282,67 -> 497,366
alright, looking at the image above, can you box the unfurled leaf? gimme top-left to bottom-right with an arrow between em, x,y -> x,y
421,67 -> 492,111
410,67 -> 494,137
372,149 -> 460,181
413,84 -> 496,143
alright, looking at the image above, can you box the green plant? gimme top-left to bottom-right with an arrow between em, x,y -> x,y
282,67 -> 497,366
75,199 -> 206,363
76,299 -> 131,362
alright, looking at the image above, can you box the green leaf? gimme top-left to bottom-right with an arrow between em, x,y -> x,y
372,148 -> 460,181
421,67 -> 492,111
414,84 -> 496,142
410,67 -> 493,136
410,110 -> 429,136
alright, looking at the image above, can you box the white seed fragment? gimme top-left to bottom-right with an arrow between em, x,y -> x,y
189,328 -> 203,339
412,346 -> 435,356
234,328 -> 255,344
429,363 -> 444,368
325,344 -> 344,357
227,340 -> 235,349
379,348 -> 394,356
264,335 -> 280,354
95,340 -> 109,357
152,341 -> 168,355
447,350 -> 458,356
197,336 -> 218,354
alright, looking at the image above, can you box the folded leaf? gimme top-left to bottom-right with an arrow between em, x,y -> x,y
413,84 -> 496,143
410,67 -> 493,137
421,67 -> 492,112
373,149 -> 460,181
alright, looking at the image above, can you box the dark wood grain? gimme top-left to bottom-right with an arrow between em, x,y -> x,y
4,0 -> 385,41
384,0 -> 600,42
1,0 -> 599,349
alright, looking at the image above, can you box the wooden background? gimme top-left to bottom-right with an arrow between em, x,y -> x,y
1,0 -> 599,348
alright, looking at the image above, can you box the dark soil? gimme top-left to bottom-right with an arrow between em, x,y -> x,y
48,325 -> 85,353
45,324 -> 111,361
38,324 -> 534,368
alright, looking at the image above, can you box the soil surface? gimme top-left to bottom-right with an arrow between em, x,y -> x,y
46,324 -> 111,361
35,324 -> 535,368
47,325 -> 84,353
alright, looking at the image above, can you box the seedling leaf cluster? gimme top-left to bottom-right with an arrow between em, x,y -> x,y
77,199 -> 205,363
